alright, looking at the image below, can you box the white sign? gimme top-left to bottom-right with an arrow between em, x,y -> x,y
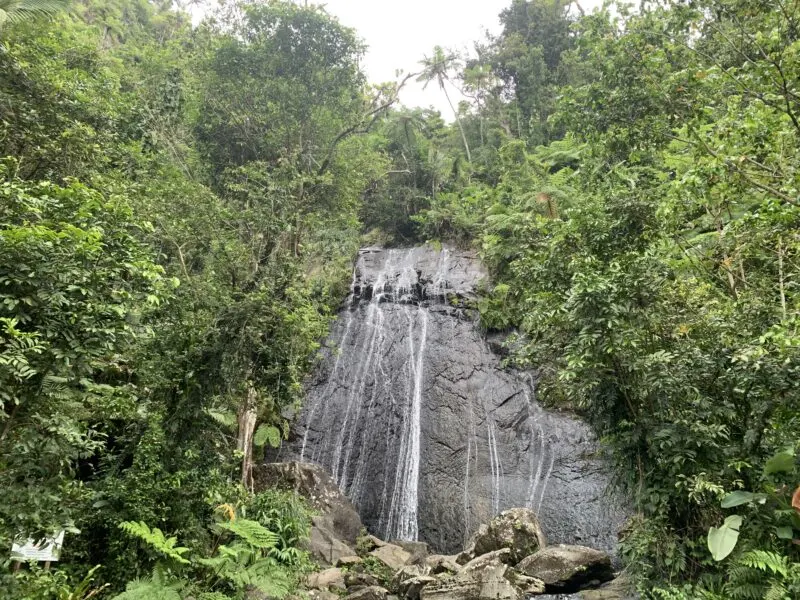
11,531 -> 65,562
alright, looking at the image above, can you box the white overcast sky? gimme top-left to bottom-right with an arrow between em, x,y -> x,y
320,0 -> 512,114
320,0 -> 604,116
194,1 -> 603,117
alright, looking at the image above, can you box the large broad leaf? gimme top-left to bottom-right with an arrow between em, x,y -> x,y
708,515 -> 742,561
253,424 -> 281,448
721,491 -> 767,508
764,451 -> 795,476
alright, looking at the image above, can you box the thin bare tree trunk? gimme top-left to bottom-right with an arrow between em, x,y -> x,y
237,386 -> 258,490
442,85 -> 472,163
779,237 -> 787,319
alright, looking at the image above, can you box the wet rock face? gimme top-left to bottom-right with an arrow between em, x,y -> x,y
276,246 -> 626,554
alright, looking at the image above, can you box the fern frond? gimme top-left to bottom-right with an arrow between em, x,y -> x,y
198,593 -> 233,600
206,409 -> 236,429
0,0 -> 69,24
118,521 -> 190,564
764,582 -> 789,600
739,550 -> 789,577
217,518 -> 278,550
111,578 -> 181,600
229,560 -> 289,597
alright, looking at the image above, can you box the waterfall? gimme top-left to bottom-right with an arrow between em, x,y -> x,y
285,245 -> 627,554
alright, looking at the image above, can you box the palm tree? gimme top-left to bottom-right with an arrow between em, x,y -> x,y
0,0 -> 69,26
418,46 -> 472,163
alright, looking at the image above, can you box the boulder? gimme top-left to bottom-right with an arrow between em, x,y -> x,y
463,508 -> 546,565
462,549 -> 512,572
397,575 -> 437,600
504,571 -> 546,596
338,555 -> 365,567
308,591 -> 340,600
391,565 -> 427,590
359,534 -> 388,552
578,575 -> 636,600
424,555 -> 461,575
307,567 -> 346,591
392,540 -> 429,564
420,554 -> 519,600
307,515 -> 358,566
346,586 -> 390,600
346,572 -> 380,589
254,462 -> 362,544
370,543 -> 413,571
515,545 -> 614,593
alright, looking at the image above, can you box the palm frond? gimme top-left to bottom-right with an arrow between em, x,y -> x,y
0,0 -> 69,25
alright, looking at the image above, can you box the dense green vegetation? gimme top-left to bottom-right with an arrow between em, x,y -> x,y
0,0 -> 383,596
406,1 -> 800,598
1,0 -> 799,598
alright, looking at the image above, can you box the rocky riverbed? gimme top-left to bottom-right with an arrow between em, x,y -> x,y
255,462 -> 635,600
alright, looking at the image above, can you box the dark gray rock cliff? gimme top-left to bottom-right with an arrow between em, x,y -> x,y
275,246 -> 626,554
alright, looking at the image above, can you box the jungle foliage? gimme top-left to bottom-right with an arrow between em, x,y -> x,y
0,0 -> 379,597
1,0 -> 800,598
405,1 -> 800,598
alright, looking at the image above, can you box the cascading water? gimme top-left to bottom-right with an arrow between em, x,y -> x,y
279,245 -> 626,553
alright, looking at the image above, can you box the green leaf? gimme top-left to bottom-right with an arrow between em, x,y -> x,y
764,450 -> 795,476
708,514 -> 742,561
776,526 -> 793,540
118,521 -> 190,564
253,424 -> 281,448
721,491 -> 767,508
217,518 -> 278,549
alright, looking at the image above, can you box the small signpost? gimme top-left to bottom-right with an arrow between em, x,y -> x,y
10,531 -> 65,571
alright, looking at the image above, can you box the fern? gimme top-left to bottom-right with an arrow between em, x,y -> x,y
0,0 -> 69,24
764,582 -> 789,600
198,594 -> 233,600
118,521 -> 190,564
725,550 -> 800,600
226,559 -> 290,597
206,408 -> 236,428
217,518 -> 278,550
111,578 -> 180,600
739,550 -> 789,577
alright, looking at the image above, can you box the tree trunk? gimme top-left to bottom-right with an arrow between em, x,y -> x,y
237,386 -> 258,491
442,85 -> 472,163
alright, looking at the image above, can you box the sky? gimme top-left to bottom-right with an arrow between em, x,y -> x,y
192,1 -> 603,118
319,0 -> 512,115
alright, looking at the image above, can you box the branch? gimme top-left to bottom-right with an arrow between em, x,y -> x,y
317,71 -> 419,176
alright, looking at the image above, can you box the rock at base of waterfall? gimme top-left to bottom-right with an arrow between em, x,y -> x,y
360,534 -> 389,551
577,574 -> 636,599
397,575 -> 438,600
338,555 -> 365,567
515,545 -> 614,593
254,462 -> 362,543
420,555 -> 519,600
463,508 -> 546,565
392,565 -> 428,589
308,590 -> 340,600
462,549 -> 512,572
306,515 -> 358,566
370,543 -> 414,571
425,555 -> 461,575
346,586 -> 390,600
391,540 -> 429,564
346,572 -> 381,590
512,574 -> 546,596
307,567 -> 346,591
